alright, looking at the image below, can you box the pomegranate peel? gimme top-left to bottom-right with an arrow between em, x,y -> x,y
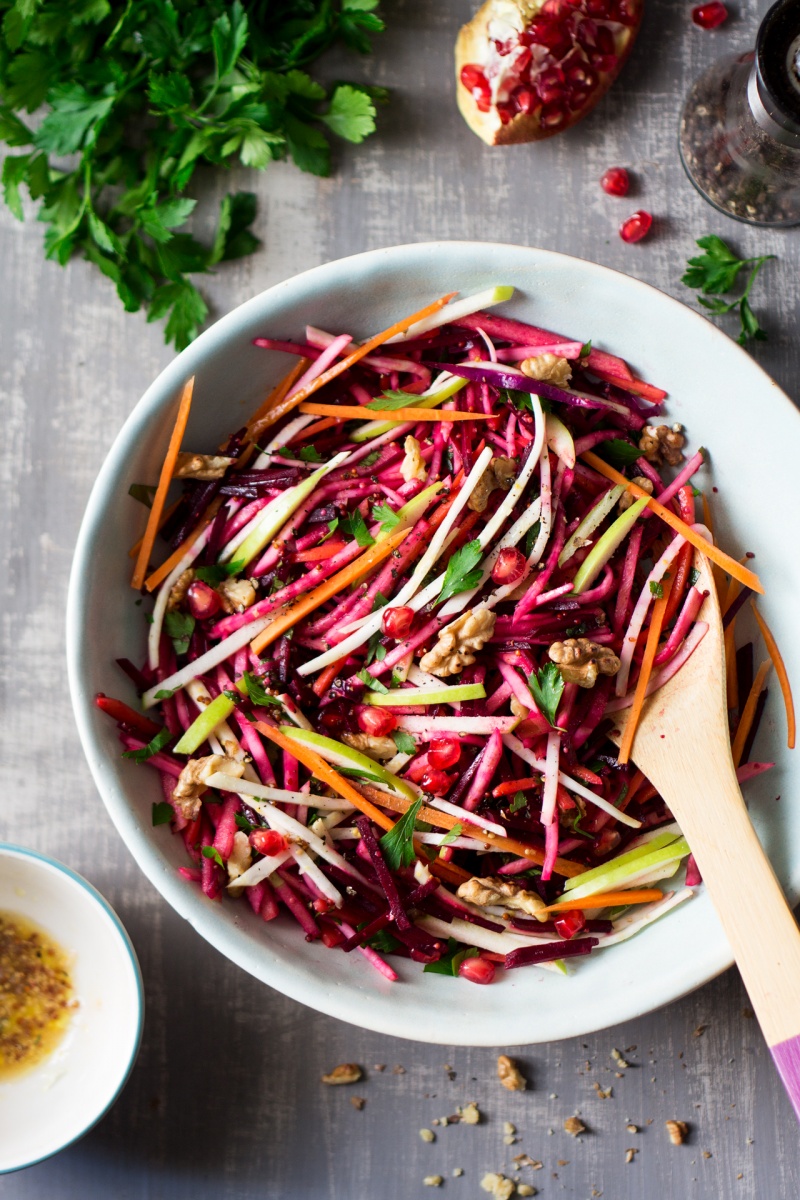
456,0 -> 643,146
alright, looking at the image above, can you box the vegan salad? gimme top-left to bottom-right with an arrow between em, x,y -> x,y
99,286 -> 794,984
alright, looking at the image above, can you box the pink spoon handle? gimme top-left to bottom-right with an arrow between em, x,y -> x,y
771,1035 -> 800,1122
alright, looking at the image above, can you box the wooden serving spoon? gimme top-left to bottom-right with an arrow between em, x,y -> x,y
610,553 -> 800,1121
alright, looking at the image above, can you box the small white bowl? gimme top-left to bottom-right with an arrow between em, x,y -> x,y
0,844 -> 143,1173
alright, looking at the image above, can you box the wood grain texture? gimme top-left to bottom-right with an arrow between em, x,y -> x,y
1,0 -> 799,1195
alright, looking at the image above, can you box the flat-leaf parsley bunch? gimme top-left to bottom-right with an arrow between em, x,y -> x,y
0,0 -> 385,347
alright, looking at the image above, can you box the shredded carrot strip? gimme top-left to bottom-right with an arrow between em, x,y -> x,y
624,769 -> 647,806
256,292 -> 458,430
582,452 -> 764,594
294,541 -> 347,564
357,785 -> 585,878
249,525 -> 411,654
701,491 -> 729,600
312,658 -> 347,698
128,498 -> 182,558
543,889 -> 666,912
245,359 -> 309,440
492,777 -> 539,798
252,722 -> 394,830
292,416 -> 338,441
132,378 -> 194,590
143,497 -> 224,593
298,402 -> 489,423
618,577 -> 673,765
731,658 -> 772,767
750,600 -> 795,749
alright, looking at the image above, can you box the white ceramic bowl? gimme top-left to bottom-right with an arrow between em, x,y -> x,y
66,242 -> 800,1046
0,844 -> 143,1171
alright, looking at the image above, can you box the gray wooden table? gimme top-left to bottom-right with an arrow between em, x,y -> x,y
2,1 -> 799,1195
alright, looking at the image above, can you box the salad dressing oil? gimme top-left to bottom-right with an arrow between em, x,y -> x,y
0,911 -> 74,1079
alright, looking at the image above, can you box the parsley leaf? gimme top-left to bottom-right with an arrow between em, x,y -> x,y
365,389 -> 416,411
298,445 -> 323,463
358,667 -> 388,693
528,662 -> 565,728
437,539 -> 484,605
122,728 -> 172,762
649,580 -> 664,599
682,236 -> 774,346
129,482 -> 157,508
378,797 -> 424,870
391,729 -> 417,755
151,801 -> 174,826
365,927 -> 400,953
194,560 -> 244,585
372,503 -> 401,534
596,439 -> 641,468
0,2 -> 386,349
240,671 -> 282,707
439,823 -> 463,847
423,937 -> 479,976
154,688 -> 176,701
338,766 -> 384,783
234,812 -> 256,834
509,791 -> 528,813
164,611 -> 195,656
201,845 -> 225,869
341,510 -> 375,548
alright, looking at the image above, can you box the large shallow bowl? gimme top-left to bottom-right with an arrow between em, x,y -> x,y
67,242 -> 800,1046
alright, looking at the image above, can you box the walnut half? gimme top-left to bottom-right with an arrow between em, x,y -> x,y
468,455 -> 517,513
172,754 -> 244,820
419,607 -> 496,678
174,452 -> 234,480
548,638 -> 621,688
457,876 -> 548,920
521,352 -> 572,387
638,423 -> 685,467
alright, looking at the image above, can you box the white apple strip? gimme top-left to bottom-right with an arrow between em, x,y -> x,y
229,847 -> 293,890
502,734 -> 643,829
297,446 -> 494,676
426,797 -> 506,837
395,715 -> 517,736
147,520 -> 216,671
291,847 -> 343,907
243,795 -> 379,892
142,615 -> 272,708
203,774 -> 355,812
385,285 -> 515,343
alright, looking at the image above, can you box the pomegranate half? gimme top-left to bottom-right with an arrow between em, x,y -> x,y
456,0 -> 643,145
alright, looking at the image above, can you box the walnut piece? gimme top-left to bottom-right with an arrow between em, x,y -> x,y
563,1116 -> 586,1136
468,455 -> 518,513
480,1172 -> 516,1200
521,352 -> 572,387
638,423 -> 685,467
419,607 -> 496,678
619,474 -> 654,511
342,732 -> 398,760
321,1063 -> 362,1085
497,1054 -> 526,1092
666,1119 -> 689,1145
457,876 -> 548,920
167,568 -> 195,611
458,1101 -> 481,1125
174,452 -> 234,480
509,694 -> 528,720
226,830 -> 252,887
548,638 -> 621,688
172,755 -> 245,820
217,577 -> 256,613
401,435 -> 427,484
423,1177 -> 444,1189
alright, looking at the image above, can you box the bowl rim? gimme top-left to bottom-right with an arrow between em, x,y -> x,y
65,239 -> 800,1045
0,843 -> 145,1173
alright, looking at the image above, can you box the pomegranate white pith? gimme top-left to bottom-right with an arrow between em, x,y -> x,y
456,0 -> 643,145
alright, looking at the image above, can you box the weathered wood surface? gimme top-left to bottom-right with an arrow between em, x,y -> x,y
2,0 -> 799,1195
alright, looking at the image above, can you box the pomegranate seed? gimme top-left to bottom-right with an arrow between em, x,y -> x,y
429,738 -> 461,770
460,63 -> 492,108
358,706 -> 398,737
186,580 -> 222,620
585,0 -> 612,15
382,605 -> 414,639
553,910 -> 587,940
492,547 -> 527,586
691,0 -> 728,27
589,51 -> 618,71
601,166 -> 630,196
458,955 -> 496,985
250,829 -> 288,856
591,827 -> 622,857
540,102 -> 567,128
595,25 -> 615,53
619,210 -> 653,243
420,767 -> 454,796
513,85 -> 537,114
496,101 -> 516,125
319,700 -> 351,733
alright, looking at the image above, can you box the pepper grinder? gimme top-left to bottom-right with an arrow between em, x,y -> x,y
679,0 -> 800,226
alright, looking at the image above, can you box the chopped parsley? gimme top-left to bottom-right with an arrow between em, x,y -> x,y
122,727 -> 173,762
649,580 -> 664,599
423,937 -> 479,976
151,801 -> 174,826
340,510 -> 375,547
194,559 -> 244,585
528,662 -> 565,728
437,538 -> 483,605
378,797 -> 424,870
164,610 -> 195,656
391,729 -> 416,755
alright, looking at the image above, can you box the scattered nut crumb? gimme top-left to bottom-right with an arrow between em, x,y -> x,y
424,1176 -> 444,1188
420,1129 -> 436,1143
393,1065 -> 406,1074
373,1063 -> 386,1072
497,1055 -> 527,1091
593,1082 -> 613,1100
556,1160 -> 569,1167
611,1048 -> 630,1069
626,1123 -> 639,1134
452,1167 -> 464,1177
321,1063 -> 362,1086
625,1148 -> 638,1164
350,1096 -> 365,1111
703,1151 -> 713,1159
503,1122 -> 516,1136
564,1116 -> 586,1136
737,1174 -> 744,1180
742,1007 -> 755,1019
666,1120 -> 689,1145
518,1186 -> 536,1197
481,1172 -> 516,1200
458,1102 -> 481,1125
513,1155 -> 543,1171
504,1136 -> 517,1146
549,1093 -> 558,1100
693,1025 -> 708,1038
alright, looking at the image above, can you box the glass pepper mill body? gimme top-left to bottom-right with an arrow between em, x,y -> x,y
679,0 -> 800,226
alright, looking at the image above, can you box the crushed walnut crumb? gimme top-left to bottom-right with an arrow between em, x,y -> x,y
548,638 -> 621,688
420,607 -> 496,678
517,1186 -> 536,1197
625,1148 -> 638,1164
217,576 -> 256,614
626,1123 -> 639,1134
619,475 -> 654,510
513,1155 -> 543,1171
321,1063 -> 362,1085
174,452 -> 234,480
468,455 -> 517,513
420,1128 -> 435,1143
452,1167 -> 464,1177
401,436 -> 427,484
611,1048 -> 630,1069
458,1102 -> 481,1125
638,423 -> 685,466
172,754 -> 244,820
497,1054 -> 527,1091
666,1120 -> 689,1145
341,732 -> 398,760
593,1082 -> 613,1100
167,567 -> 195,611
563,1116 -> 586,1136
481,1172 -> 516,1200
350,1096 -> 365,1110
423,1175 -> 444,1188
